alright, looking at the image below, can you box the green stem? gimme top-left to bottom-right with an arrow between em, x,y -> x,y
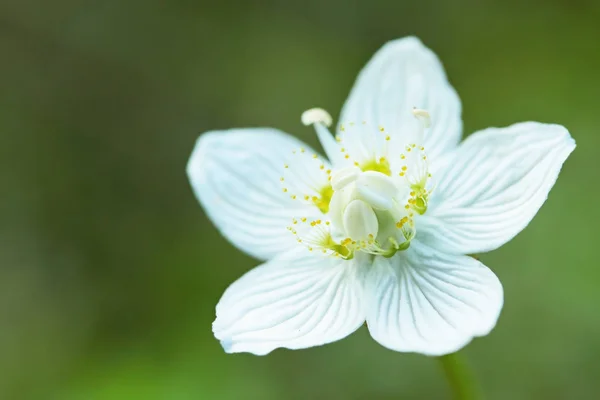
437,352 -> 482,400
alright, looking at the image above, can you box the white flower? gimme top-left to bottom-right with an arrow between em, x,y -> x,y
187,37 -> 575,356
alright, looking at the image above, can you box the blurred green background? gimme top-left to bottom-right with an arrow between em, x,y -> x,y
1,0 -> 599,399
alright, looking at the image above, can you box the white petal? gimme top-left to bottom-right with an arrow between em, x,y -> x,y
187,128 -> 328,260
355,171 -> 398,210
365,241 -> 503,356
339,37 -> 462,164
213,250 -> 366,355
343,199 -> 379,240
423,122 -> 575,255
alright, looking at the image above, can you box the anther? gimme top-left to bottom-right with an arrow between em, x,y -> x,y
301,108 -> 333,127
412,108 -> 431,128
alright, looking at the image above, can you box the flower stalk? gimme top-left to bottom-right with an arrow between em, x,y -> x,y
437,352 -> 481,400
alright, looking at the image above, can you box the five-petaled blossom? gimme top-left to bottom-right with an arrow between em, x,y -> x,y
187,37 -> 575,356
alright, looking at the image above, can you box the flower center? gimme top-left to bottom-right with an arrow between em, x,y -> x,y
288,107 -> 434,259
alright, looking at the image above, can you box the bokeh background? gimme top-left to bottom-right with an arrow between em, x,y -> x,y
1,0 -> 599,399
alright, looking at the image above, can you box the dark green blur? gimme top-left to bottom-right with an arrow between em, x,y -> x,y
1,0 -> 598,399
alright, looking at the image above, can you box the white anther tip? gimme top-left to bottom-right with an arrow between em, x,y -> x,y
302,108 -> 332,127
412,108 -> 431,128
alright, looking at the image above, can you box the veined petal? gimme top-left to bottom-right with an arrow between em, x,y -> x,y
339,37 -> 462,165
213,249 -> 366,355
365,241 -> 503,356
423,122 -> 575,255
187,128 -> 329,260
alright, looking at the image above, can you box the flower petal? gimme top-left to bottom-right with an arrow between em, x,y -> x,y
187,128 -> 329,260
213,250 -> 366,355
339,37 -> 462,164
422,122 -> 575,255
365,241 -> 503,356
